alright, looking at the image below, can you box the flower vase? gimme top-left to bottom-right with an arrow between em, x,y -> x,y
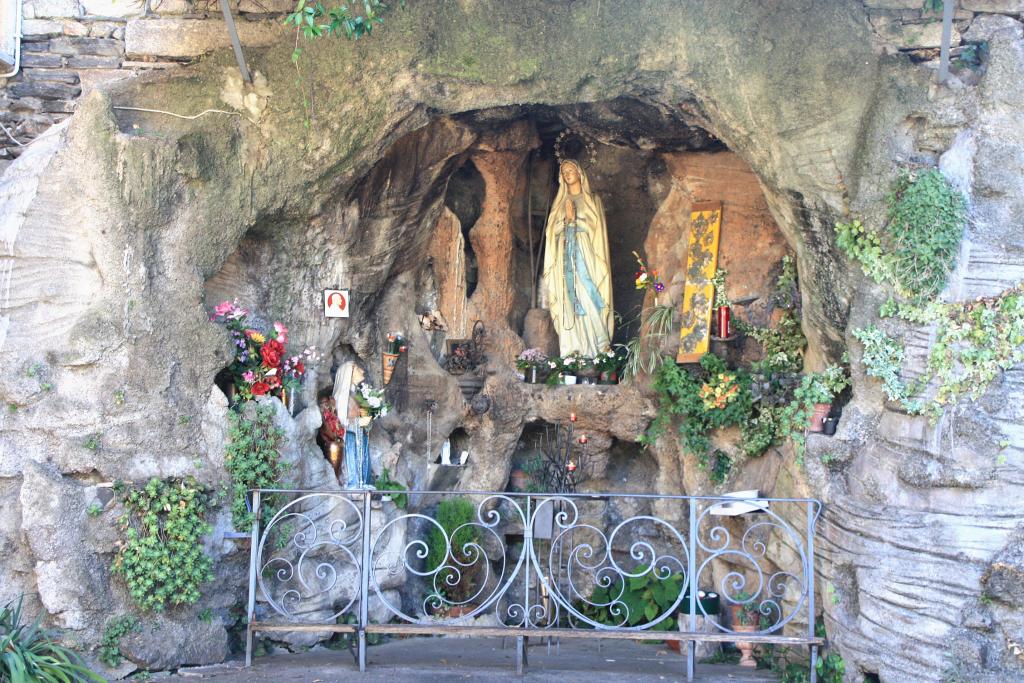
526,367 -> 540,384
563,374 -> 578,385
382,352 -> 400,385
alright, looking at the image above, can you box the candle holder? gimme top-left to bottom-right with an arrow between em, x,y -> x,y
533,418 -> 594,493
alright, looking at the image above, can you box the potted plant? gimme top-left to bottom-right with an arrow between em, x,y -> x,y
516,348 -> 549,384
803,364 -> 849,433
382,332 -> 406,385
576,356 -> 599,384
728,591 -> 761,668
595,348 -> 622,385
425,498 -> 481,618
372,468 -> 407,508
560,355 -> 581,385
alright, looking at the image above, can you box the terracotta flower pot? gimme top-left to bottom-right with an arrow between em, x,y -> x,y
733,623 -> 758,667
382,352 -> 400,384
598,370 -> 619,385
807,403 -> 831,432
509,468 -> 530,492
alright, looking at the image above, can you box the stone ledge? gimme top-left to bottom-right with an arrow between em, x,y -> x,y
124,17 -> 286,59
962,0 -> 1024,13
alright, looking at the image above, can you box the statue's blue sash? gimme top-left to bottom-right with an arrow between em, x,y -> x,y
563,221 -> 606,316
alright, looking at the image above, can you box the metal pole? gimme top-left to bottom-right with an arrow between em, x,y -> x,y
808,503 -> 818,683
687,497 -> 697,682
807,503 -> 816,640
937,0 -> 954,84
245,489 -> 261,667
218,0 -> 252,83
517,494 -> 532,676
358,491 -> 372,672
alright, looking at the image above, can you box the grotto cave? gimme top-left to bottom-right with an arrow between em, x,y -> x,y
2,1 -> 1024,682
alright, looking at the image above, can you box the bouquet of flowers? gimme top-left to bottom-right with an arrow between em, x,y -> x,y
633,251 -> 665,294
516,348 -> 549,371
211,299 -> 319,401
354,382 -> 390,428
386,332 -> 407,355
700,372 -> 742,411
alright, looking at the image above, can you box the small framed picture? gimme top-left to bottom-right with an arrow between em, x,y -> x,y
323,289 -> 350,318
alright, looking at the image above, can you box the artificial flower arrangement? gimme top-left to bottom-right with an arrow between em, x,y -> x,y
633,251 -> 666,295
353,382 -> 390,428
700,372 -> 742,410
211,300 -> 319,401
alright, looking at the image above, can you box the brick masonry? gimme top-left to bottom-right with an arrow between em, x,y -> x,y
0,1 -> 1018,162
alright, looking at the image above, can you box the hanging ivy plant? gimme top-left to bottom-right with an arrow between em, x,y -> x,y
225,404 -> 287,530
111,477 -> 214,613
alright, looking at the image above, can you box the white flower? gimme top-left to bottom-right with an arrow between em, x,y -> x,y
368,396 -> 382,409
266,367 -> 278,376
380,406 -> 389,417
549,361 -> 557,369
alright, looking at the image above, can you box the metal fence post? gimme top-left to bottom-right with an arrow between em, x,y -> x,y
687,497 -> 698,682
517,494 -> 532,676
359,491 -> 372,672
245,489 -> 261,667
808,502 -> 818,683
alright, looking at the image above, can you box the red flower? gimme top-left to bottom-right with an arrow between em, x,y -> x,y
266,374 -> 281,389
251,381 -> 270,396
294,361 -> 305,376
261,339 -> 285,368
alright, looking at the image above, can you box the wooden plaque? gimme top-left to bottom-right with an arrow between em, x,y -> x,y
676,202 -> 723,364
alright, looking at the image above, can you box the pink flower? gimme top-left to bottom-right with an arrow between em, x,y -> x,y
243,371 -> 255,382
274,322 -> 288,344
214,301 -> 234,317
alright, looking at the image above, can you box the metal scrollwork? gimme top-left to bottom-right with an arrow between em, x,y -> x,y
256,493 -> 363,622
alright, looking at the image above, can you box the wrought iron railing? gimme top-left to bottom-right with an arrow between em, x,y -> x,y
245,489 -> 824,682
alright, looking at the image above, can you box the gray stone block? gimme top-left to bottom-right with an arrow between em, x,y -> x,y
48,36 -> 123,56
22,68 -> 80,83
20,53 -> 64,68
66,55 -> 122,68
21,19 -> 65,38
124,17 -> 284,59
8,79 -> 82,100
962,0 -> 1024,12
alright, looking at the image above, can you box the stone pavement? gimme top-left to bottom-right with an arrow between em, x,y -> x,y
164,637 -> 781,682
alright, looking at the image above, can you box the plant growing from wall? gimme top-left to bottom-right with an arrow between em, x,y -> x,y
112,477 -> 214,613
577,564 -> 683,630
99,615 -> 141,668
0,596 -> 104,682
372,468 -> 408,508
225,404 -> 286,529
837,168 -> 966,302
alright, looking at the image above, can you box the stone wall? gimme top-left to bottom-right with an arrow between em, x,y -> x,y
0,0 -> 289,165
3,1 -> 1024,681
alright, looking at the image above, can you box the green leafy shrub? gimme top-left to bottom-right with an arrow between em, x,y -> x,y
425,498 -> 480,604
225,404 -> 286,529
99,615 -> 141,668
577,564 -> 683,630
372,468 -> 408,509
643,354 -> 752,456
0,595 -> 104,682
837,168 -> 966,301
886,168 -> 966,299
112,477 -> 214,612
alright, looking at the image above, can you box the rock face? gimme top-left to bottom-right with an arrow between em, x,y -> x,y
2,1 -> 1024,681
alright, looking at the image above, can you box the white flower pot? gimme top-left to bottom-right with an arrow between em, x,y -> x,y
563,375 -> 578,385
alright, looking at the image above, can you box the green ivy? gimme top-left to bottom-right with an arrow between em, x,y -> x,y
855,285 -> 1024,418
577,564 -> 683,630
112,477 -> 214,613
99,616 -> 141,668
225,405 -> 286,530
837,168 -> 966,302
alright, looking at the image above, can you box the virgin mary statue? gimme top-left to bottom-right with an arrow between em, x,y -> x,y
541,160 -> 614,357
